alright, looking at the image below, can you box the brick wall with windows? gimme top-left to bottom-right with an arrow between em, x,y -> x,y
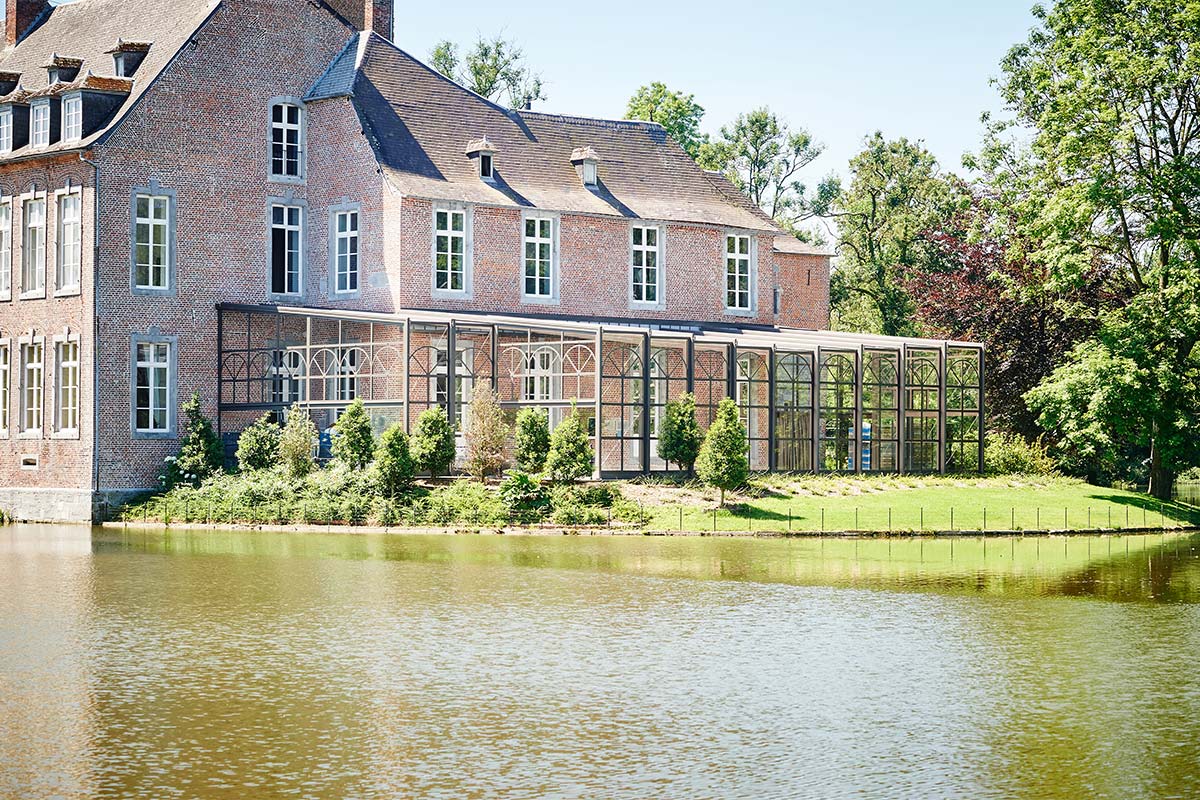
0,153 -> 94,508
91,0 -> 355,491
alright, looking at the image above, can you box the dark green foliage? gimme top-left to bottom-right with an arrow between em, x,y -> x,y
498,470 -> 549,518
544,402 -> 594,483
983,432 -> 1057,476
696,398 -> 749,506
279,404 -> 318,479
376,424 -> 415,497
625,82 -> 709,160
411,406 -> 457,477
513,407 -> 551,473
425,479 -> 507,525
168,393 -> 223,487
657,392 -> 703,472
236,414 -> 281,472
331,399 -> 376,470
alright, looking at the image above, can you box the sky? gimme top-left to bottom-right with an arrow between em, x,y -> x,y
395,0 -> 1039,186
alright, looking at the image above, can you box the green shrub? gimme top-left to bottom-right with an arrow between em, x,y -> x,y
551,502 -> 607,526
332,399 -> 376,469
168,393 -> 224,487
376,424 -> 415,497
514,408 -> 551,473
236,414 -> 281,472
498,470 -> 549,518
658,392 -> 703,473
545,402 -> 594,483
412,407 -> 457,477
984,431 -> 1057,475
279,404 -> 318,479
463,384 -> 510,480
695,397 -> 749,505
611,496 -> 649,525
425,479 -> 508,525
549,483 -> 619,510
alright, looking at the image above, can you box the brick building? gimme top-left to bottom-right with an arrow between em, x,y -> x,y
0,0 -> 982,522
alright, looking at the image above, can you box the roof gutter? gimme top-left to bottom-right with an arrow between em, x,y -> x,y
79,150 -> 101,505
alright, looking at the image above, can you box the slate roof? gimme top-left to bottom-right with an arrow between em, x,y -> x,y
0,0 -> 220,162
311,32 -> 788,232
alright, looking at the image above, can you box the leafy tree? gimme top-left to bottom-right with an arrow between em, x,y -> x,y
829,132 -> 956,337
463,384 -> 510,481
279,404 -> 318,479
657,392 -> 703,473
514,407 -> 551,473
331,399 -> 375,470
625,82 -> 709,160
170,393 -> 224,486
904,187 -> 1120,438
544,402 -> 594,483
236,414 -> 281,472
411,406 -> 457,477
695,398 -> 748,506
701,107 -> 835,233
429,35 -> 546,109
376,423 -> 415,497
991,0 -> 1200,498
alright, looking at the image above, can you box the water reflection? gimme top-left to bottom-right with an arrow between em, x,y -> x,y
0,525 -> 1198,800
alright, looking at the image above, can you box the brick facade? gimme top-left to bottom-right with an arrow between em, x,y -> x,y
0,0 -> 834,521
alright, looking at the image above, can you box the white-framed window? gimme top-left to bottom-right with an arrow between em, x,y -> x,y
270,102 -> 303,179
0,108 -> 12,153
433,207 -> 467,293
20,339 -> 43,434
62,94 -> 82,142
333,209 -> 359,294
0,201 -> 10,300
271,349 -> 304,405
30,101 -> 50,148
0,342 -> 9,437
335,347 -> 357,402
57,191 -> 81,292
725,234 -> 753,311
523,348 -> 557,402
22,197 -> 46,297
631,225 -> 662,305
133,193 -> 171,290
522,215 -> 555,299
55,339 -> 79,434
270,203 -> 303,295
134,341 -> 170,433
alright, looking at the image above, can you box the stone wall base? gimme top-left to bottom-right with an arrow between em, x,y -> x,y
0,488 -> 97,524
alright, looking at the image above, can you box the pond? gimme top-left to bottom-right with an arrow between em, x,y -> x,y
2,525 -> 1200,799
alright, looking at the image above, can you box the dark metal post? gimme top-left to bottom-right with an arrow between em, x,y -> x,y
446,321 -> 457,434
767,347 -> 777,473
216,306 -> 224,439
641,332 -> 651,475
685,337 -> 695,394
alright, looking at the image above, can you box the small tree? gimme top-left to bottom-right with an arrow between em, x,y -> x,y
658,392 -> 703,473
464,384 -> 510,481
332,398 -> 376,470
376,423 -> 415,497
279,403 -> 318,479
695,398 -> 749,506
236,414 -> 281,472
171,392 -> 224,485
514,407 -> 551,473
412,406 -> 457,477
544,402 -> 594,483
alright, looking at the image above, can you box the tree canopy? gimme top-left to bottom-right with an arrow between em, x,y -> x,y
430,35 -> 546,109
624,82 -> 709,160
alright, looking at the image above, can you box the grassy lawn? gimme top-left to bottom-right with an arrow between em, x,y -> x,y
619,474 -> 1200,534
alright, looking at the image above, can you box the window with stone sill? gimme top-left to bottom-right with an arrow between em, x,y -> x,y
55,339 -> 79,434
20,340 -> 43,434
22,197 -> 46,297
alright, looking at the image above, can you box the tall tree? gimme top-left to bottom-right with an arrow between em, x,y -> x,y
992,0 -> 1200,498
829,133 -> 955,337
702,107 -> 833,233
624,82 -> 709,160
429,35 -> 546,110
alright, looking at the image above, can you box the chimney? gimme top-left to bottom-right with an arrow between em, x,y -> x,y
6,0 -> 48,47
326,0 -> 393,40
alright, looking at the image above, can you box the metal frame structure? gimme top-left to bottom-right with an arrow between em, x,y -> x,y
216,303 -> 985,476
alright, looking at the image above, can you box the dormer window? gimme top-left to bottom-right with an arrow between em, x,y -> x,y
0,107 -> 11,153
44,56 -> 82,86
465,137 -> 497,183
30,100 -> 50,148
110,41 -> 151,78
62,93 -> 82,141
570,147 -> 601,188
